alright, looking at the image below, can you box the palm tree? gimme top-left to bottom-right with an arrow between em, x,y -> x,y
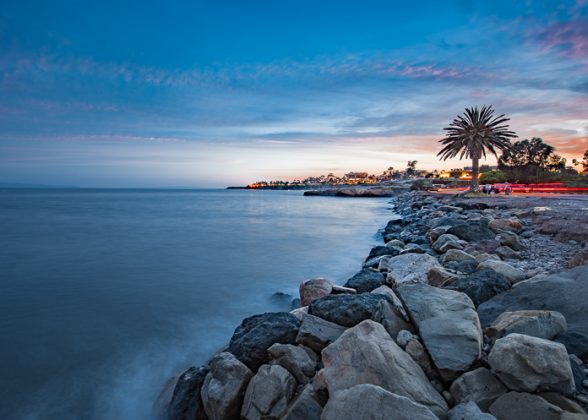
438,105 -> 516,191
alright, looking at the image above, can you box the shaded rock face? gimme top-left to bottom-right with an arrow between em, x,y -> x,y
343,269 -> 385,293
168,366 -> 209,420
477,264 -> 588,358
241,364 -> 296,420
428,266 -> 461,287
372,296 -> 412,339
488,334 -> 575,395
319,320 -> 448,417
281,384 -> 322,420
365,245 -> 401,261
299,278 -> 333,306
322,384 -> 438,420
477,260 -> 526,284
449,367 -> 507,411
201,352 -> 253,420
228,312 -> 301,371
486,310 -> 567,341
383,253 -> 441,286
398,283 -> 482,374
489,392 -> 566,420
295,314 -> 346,352
308,293 -> 392,328
267,343 -> 317,384
446,269 -> 511,307
448,401 -> 497,420
447,222 -> 495,242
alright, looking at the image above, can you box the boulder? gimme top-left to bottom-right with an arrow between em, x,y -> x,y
441,249 -> 477,264
427,226 -> 450,243
308,293 -> 392,328
497,231 -> 525,251
343,269 -> 385,293
372,297 -> 413,338
432,233 -> 466,253
365,245 -> 402,261
489,218 -> 523,233
486,310 -> 567,341
449,367 -> 507,411
428,266 -> 461,287
268,343 -> 317,384
281,384 -> 322,420
447,222 -> 495,242
477,260 -> 526,284
539,392 -> 588,415
299,278 -> 333,306
319,320 -> 448,417
295,314 -> 346,352
446,269 -> 511,307
430,216 -> 464,229
447,259 -> 479,275
465,239 -> 501,254
488,334 -> 575,395
400,243 -> 426,254
383,253 -> 441,286
495,246 -> 523,260
386,239 -> 406,248
398,283 -> 482,374
321,384 -> 438,420
168,366 -> 209,420
449,401 -> 497,420
228,312 -> 301,371
396,330 -> 415,349
289,306 -> 308,320
363,255 -> 390,269
241,364 -> 296,420
201,352 -> 253,420
477,264 -> 588,358
489,392 -> 567,420
405,338 -> 436,378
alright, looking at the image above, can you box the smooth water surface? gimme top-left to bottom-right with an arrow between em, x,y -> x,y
0,189 -> 390,419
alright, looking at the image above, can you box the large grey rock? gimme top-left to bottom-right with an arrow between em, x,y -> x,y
398,283 -> 482,374
432,233 -> 466,253
446,269 -> 511,307
299,278 -> 333,306
308,293 -> 391,328
428,266 -> 461,287
241,364 -> 296,420
268,343 -> 316,383
477,265 -> 588,358
365,245 -> 402,261
489,392 -> 566,420
168,366 -> 209,420
383,253 -> 441,286
449,401 -> 497,420
488,333 -> 575,395
343,269 -> 385,293
281,384 -> 322,420
228,312 -> 301,371
449,367 -> 507,411
447,222 -> 495,242
497,231 -> 525,251
321,384 -> 438,420
295,314 -> 346,352
201,352 -> 253,420
486,310 -> 567,341
440,249 -> 477,264
372,297 -> 413,338
318,320 -> 448,417
477,260 -> 526,284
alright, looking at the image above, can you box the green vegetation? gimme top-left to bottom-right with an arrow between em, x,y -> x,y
479,170 -> 508,184
438,105 -> 517,191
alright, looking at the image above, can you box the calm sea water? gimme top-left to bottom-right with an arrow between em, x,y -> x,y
0,188 -> 390,420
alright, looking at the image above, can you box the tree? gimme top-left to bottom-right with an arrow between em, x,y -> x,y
449,168 -> 463,178
573,149 -> 588,174
438,106 -> 516,191
405,160 -> 418,178
498,138 -> 558,181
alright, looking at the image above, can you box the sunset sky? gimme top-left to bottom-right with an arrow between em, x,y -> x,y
1,0 -> 587,187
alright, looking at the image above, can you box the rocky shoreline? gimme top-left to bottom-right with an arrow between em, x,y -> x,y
163,191 -> 588,420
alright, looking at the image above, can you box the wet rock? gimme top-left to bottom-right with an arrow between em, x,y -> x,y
295,314 -> 346,352
343,269 -> 385,293
398,283 -> 482,374
201,352 -> 253,420
486,310 -> 567,341
447,222 -> 495,242
299,278 -> 333,306
488,333 -> 575,395
319,320 -> 448,417
489,392 -> 565,420
168,366 -> 209,420
281,384 -> 322,420
446,269 -> 511,307
432,233 -> 466,253
322,384 -> 438,420
477,260 -> 526,284
308,293 -> 392,328
383,253 -> 441,286
449,401 -> 497,420
228,312 -> 301,371
268,343 -> 317,384
449,367 -> 507,411
241,364 -> 296,420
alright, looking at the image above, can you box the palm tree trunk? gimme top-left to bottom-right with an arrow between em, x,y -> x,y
471,157 -> 480,191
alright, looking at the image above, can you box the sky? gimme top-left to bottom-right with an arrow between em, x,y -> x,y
1,0 -> 587,187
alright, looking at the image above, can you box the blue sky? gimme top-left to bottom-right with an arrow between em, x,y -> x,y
1,0 -> 587,186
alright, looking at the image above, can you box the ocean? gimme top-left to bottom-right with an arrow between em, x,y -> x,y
0,188 -> 390,419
